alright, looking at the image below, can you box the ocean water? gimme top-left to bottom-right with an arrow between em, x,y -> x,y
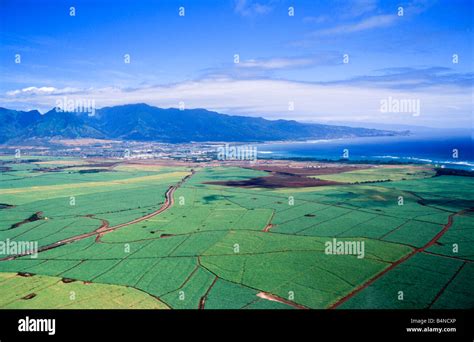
256,132 -> 474,170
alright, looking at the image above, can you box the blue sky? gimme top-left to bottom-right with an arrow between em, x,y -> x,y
0,0 -> 472,128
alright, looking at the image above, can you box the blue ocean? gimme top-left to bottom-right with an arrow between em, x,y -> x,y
256,131 -> 474,171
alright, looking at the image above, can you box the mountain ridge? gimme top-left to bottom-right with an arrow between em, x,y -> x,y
0,103 -> 407,144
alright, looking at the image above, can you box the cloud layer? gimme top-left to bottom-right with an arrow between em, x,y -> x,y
3,74 -> 471,129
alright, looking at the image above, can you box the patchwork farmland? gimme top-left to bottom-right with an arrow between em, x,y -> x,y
0,157 -> 473,309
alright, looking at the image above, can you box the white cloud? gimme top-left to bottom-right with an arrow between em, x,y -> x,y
6,86 -> 57,96
312,14 -> 398,36
6,86 -> 79,96
238,57 -> 315,69
2,78 -> 471,128
342,0 -> 378,18
234,0 -> 273,16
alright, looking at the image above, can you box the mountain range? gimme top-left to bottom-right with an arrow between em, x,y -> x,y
0,103 -> 404,143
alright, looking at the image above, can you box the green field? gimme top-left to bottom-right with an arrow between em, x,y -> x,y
0,272 -> 168,309
0,157 -> 473,309
316,165 -> 435,183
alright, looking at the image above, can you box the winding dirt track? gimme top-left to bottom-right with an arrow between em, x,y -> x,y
0,172 -> 193,261
329,207 -> 473,309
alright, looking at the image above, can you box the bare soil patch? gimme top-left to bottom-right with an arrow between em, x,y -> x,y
21,293 -> 37,300
206,173 -> 341,189
17,272 -> 34,277
256,292 -> 307,309
62,278 -> 77,283
250,164 -> 367,176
